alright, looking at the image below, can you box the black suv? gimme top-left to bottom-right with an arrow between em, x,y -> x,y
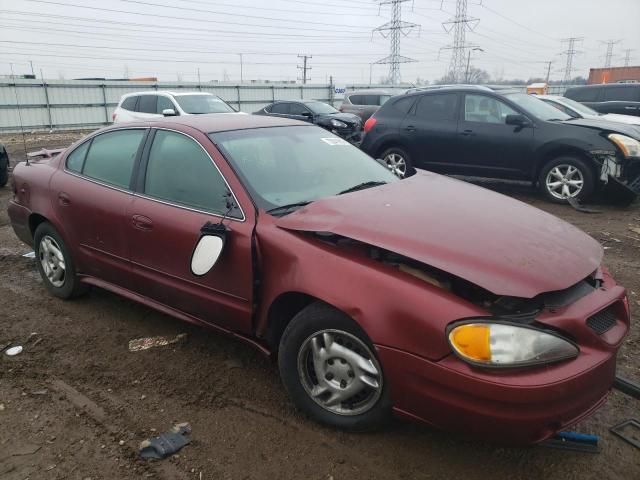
360,85 -> 640,203
564,83 -> 640,117
0,143 -> 8,188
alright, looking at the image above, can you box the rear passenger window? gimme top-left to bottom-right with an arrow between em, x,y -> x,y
66,140 -> 90,173
121,96 -> 137,111
144,130 -> 232,215
271,103 -> 289,114
566,87 -> 600,102
156,96 -> 175,114
603,87 -> 639,102
138,95 -> 157,114
415,94 -> 458,121
392,96 -> 416,114
349,95 -> 364,105
82,130 -> 145,189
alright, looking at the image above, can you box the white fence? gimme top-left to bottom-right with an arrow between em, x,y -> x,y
0,79 -> 570,132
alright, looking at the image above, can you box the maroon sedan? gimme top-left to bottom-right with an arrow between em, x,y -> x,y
8,114 -> 629,444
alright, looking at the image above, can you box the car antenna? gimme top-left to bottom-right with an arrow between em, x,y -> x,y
10,63 -> 29,166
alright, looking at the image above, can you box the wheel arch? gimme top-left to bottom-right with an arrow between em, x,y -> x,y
263,291 -> 318,351
533,145 -> 598,182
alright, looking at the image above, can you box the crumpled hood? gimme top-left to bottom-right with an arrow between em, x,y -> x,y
562,117 -> 640,139
276,171 -> 603,298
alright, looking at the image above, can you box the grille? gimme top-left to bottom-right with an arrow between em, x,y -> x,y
586,307 -> 617,334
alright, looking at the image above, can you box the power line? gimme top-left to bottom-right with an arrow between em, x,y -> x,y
373,0 -> 419,85
559,37 -> 584,83
441,0 -> 480,83
297,55 -> 312,84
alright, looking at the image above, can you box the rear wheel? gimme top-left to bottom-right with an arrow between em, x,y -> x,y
538,156 -> 595,203
34,222 -> 89,299
278,302 -> 391,431
380,146 -> 413,178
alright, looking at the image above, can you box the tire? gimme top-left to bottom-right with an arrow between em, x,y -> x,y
538,156 -> 596,204
278,302 -> 391,431
0,152 -> 8,188
379,146 -> 414,178
33,222 -> 89,299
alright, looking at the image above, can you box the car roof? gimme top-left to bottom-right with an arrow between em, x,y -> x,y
107,112 -> 308,134
402,85 -> 521,97
122,91 -> 215,97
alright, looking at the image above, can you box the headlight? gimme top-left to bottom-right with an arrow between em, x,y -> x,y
448,321 -> 578,367
608,133 -> 640,158
330,119 -> 347,128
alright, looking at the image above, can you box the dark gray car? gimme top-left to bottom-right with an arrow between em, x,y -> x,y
564,83 -> 640,117
339,90 -> 394,121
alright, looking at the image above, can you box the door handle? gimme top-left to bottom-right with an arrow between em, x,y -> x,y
461,129 -> 475,137
131,214 -> 154,231
404,125 -> 416,132
57,192 -> 71,206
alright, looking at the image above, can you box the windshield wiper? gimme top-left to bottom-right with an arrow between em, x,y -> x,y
266,201 -> 312,216
338,181 -> 387,195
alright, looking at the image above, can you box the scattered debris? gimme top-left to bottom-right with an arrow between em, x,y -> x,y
610,419 -> 640,450
139,423 -> 192,460
0,404 -> 4,411
567,198 -> 601,214
21,251 -> 36,259
540,431 -> 600,453
31,389 -> 48,396
630,227 -> 640,235
4,346 -> 23,356
128,334 -> 187,352
613,375 -> 640,400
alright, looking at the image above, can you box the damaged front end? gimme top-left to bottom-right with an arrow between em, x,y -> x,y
592,134 -> 640,203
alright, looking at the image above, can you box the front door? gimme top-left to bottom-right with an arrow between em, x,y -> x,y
50,128 -> 148,289
455,93 -> 534,179
127,128 -> 255,333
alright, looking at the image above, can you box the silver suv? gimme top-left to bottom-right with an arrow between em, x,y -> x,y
339,90 -> 394,122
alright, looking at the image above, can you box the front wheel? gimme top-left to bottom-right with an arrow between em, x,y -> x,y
538,156 -> 595,204
278,302 -> 391,431
380,146 -> 414,178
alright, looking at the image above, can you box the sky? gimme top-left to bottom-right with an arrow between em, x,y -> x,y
0,0 -> 639,85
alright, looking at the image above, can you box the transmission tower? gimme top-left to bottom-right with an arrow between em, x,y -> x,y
373,0 -> 419,85
624,49 -> 635,67
601,39 -> 623,68
297,55 -> 312,84
560,37 -> 583,83
441,0 -> 480,83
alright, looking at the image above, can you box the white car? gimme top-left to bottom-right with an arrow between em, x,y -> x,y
538,94 -> 640,126
112,91 -> 238,123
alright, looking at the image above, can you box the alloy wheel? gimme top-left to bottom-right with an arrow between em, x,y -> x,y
383,153 -> 407,178
39,235 -> 66,288
297,329 -> 383,416
545,164 -> 584,200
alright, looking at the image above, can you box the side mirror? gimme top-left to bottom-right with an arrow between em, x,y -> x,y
162,108 -> 177,117
301,111 -> 312,118
190,222 -> 229,276
505,114 -> 530,127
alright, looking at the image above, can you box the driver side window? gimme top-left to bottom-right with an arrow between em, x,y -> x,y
464,94 -> 517,124
289,103 -> 310,116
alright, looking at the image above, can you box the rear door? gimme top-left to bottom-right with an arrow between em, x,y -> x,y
288,102 -> 313,122
602,86 -> 640,116
135,94 -> 163,120
400,92 -> 460,171
50,128 -> 148,289
127,128 -> 255,332
455,93 -> 534,178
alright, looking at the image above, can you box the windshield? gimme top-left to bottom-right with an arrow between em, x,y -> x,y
306,102 -> 340,115
504,93 -> 571,121
556,97 -> 599,116
210,126 -> 398,211
174,95 -> 234,114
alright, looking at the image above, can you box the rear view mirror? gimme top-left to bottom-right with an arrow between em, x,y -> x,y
505,114 -> 530,127
162,108 -> 177,117
190,222 -> 229,276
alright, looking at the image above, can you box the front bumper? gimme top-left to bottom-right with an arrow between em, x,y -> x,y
597,154 -> 640,203
376,280 -> 629,445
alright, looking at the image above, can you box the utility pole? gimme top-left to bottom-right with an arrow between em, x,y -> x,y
238,53 -> 244,84
297,55 -> 312,84
544,60 -> 553,83
441,0 -> 480,83
197,67 -> 201,90
601,39 -> 623,68
464,47 -> 484,83
369,63 -> 373,85
373,0 -> 419,85
29,60 -> 35,77
560,37 -> 584,84
623,48 -> 634,67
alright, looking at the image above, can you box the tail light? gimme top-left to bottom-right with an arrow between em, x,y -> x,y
112,113 -> 117,122
364,116 -> 377,133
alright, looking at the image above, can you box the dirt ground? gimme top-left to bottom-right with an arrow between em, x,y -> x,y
1,131 -> 639,480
